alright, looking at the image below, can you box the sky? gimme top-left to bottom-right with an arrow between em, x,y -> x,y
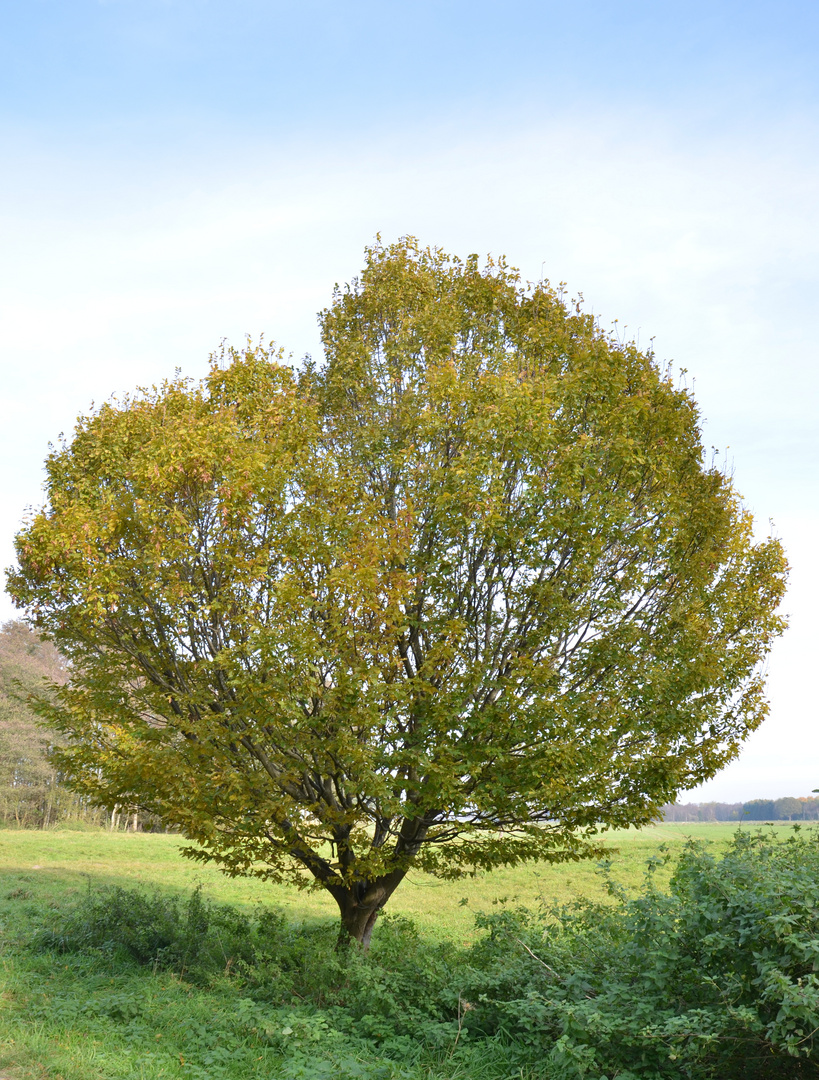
1,0 -> 817,802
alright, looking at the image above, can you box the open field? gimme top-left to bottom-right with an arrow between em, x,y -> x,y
0,822 -> 759,940
0,823 -> 805,1080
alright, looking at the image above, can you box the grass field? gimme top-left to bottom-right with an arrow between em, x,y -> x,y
0,823 -> 797,1080
0,822 -> 750,938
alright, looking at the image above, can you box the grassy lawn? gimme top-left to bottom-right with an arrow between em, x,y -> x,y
0,823 -> 796,1080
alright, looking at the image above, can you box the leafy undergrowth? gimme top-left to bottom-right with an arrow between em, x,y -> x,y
1,828 -> 819,1079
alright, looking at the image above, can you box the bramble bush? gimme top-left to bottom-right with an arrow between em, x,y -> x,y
27,828 -> 819,1078
458,827 -> 819,1078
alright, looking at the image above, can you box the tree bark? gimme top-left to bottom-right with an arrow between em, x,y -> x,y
336,897 -> 382,951
331,870 -> 407,951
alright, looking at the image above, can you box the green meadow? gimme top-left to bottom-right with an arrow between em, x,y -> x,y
0,822 -> 746,938
0,824 -> 803,1080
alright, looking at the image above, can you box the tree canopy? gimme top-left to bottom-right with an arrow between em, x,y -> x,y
8,238 -> 787,944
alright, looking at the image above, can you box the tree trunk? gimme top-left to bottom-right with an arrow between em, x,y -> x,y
336,897 -> 382,951
291,817 -> 429,951
331,871 -> 407,951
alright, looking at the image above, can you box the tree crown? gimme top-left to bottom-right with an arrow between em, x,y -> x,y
8,238 -> 787,907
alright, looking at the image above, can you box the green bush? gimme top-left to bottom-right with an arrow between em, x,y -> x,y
460,828 -> 819,1078
33,883 -> 270,975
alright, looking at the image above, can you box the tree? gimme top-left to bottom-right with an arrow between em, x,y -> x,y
774,796 -> 803,821
8,238 -> 787,946
742,799 -> 777,821
0,621 -> 74,828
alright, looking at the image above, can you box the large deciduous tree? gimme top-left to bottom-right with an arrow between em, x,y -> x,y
8,239 -> 787,946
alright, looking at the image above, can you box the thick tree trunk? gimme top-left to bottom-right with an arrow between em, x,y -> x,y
336,897 -> 382,951
331,871 -> 407,951
288,816 -> 430,951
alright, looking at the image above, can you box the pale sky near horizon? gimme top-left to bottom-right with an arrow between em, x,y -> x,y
1,1 -> 817,803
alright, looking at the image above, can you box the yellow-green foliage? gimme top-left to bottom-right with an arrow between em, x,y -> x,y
8,239 -> 787,941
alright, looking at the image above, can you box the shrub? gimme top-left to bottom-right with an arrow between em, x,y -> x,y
33,884 -> 271,976
460,828 -> 819,1078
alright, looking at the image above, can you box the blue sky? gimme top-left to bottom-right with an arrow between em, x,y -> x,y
1,0 -> 817,802
4,1 -> 817,130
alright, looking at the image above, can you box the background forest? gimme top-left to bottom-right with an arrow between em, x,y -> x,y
0,621 -> 143,830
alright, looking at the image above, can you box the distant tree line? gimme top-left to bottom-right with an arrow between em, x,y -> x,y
0,621 -> 161,830
662,797 -> 819,822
